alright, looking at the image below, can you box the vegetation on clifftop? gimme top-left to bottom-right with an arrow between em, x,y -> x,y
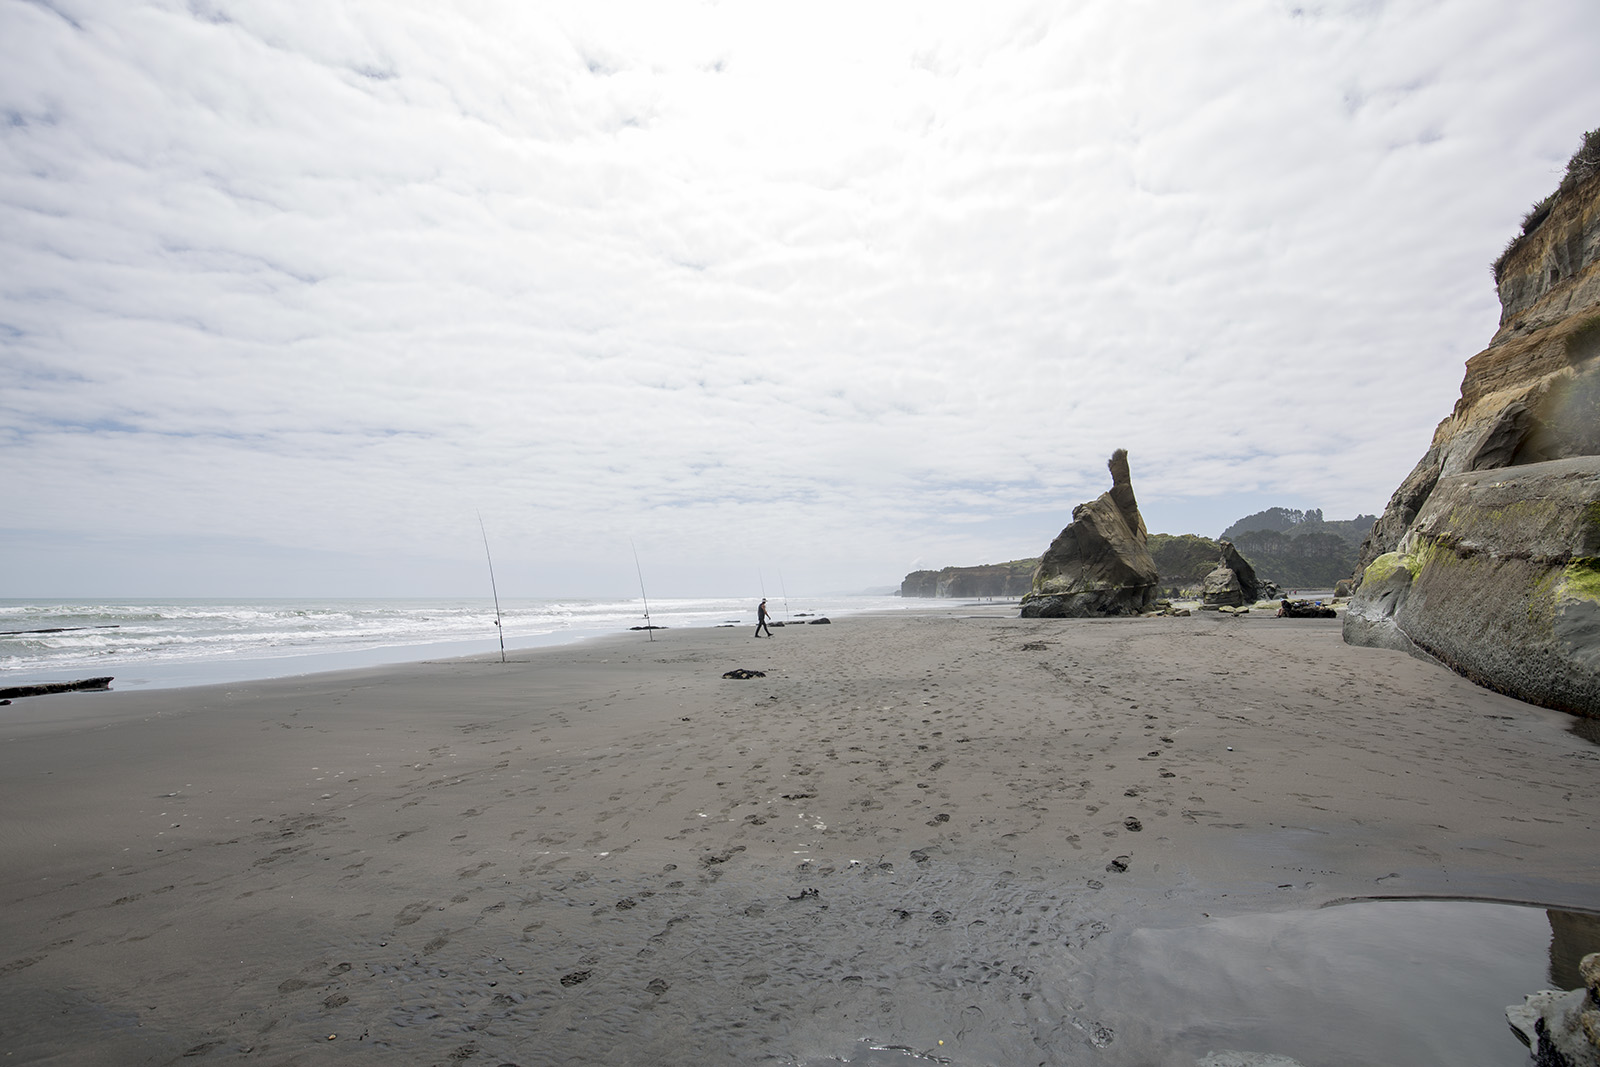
1147,533 -> 1219,588
1219,507 -> 1376,545
1493,127 -> 1600,282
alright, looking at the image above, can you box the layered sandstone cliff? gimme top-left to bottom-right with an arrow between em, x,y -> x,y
901,560 -> 1037,598
1346,135 -> 1600,716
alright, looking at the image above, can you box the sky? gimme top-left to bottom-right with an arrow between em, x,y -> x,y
2,0 -> 1597,599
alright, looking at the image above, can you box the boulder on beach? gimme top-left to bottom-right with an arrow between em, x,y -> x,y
1345,136 -> 1600,717
1020,449 -> 1160,618
1201,540 -> 1262,608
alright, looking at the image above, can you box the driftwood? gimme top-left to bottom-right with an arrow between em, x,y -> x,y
1276,599 -> 1336,619
0,676 -> 115,699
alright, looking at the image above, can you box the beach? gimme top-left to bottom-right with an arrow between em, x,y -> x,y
2,607 -> 1597,1066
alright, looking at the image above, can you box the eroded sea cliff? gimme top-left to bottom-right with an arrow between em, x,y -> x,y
1346,132 -> 1600,717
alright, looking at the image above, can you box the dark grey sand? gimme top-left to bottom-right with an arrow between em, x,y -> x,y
2,609 -> 1597,1065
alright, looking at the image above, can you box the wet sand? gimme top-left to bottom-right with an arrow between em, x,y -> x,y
2,608 -> 1597,1066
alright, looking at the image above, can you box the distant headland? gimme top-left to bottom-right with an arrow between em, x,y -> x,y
901,505 -> 1375,600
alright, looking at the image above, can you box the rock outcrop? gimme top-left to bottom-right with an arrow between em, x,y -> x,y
1346,135 -> 1600,717
1020,450 -> 1159,618
1506,950 -> 1600,1067
1201,541 -> 1263,607
901,559 -> 1038,598
1147,532 -> 1220,593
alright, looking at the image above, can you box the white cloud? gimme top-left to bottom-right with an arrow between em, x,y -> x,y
3,0 -> 1597,596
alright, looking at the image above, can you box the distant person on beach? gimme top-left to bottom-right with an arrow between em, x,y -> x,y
755,598 -> 773,638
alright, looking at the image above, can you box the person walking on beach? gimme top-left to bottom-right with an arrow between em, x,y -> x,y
755,598 -> 773,638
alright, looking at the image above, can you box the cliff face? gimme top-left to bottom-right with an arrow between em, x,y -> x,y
1346,145 -> 1600,716
901,560 -> 1037,598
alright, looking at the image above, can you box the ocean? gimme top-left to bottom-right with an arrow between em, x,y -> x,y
0,595 -> 914,691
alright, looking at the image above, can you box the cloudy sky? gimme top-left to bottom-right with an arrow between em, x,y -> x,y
2,0 -> 1596,598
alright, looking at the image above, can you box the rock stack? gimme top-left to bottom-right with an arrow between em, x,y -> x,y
1020,450 -> 1160,618
1201,541 -> 1262,607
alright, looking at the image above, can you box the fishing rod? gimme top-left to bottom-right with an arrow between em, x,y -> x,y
631,540 -> 653,642
778,567 -> 791,623
478,512 -> 506,663
759,568 -> 774,624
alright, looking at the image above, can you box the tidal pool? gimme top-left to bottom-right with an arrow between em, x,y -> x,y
1092,898 -> 1600,1067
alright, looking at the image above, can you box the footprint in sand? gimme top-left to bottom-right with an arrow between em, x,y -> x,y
394,901 -> 433,926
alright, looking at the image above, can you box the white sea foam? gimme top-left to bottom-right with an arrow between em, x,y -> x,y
0,595 -> 912,689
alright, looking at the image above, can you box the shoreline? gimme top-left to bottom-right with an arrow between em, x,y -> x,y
0,595 -> 941,694
2,609 -> 1596,1064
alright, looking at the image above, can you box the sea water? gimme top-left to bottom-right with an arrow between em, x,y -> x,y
0,595 -> 916,691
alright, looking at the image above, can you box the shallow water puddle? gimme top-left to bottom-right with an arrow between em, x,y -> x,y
1097,898 -> 1600,1066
